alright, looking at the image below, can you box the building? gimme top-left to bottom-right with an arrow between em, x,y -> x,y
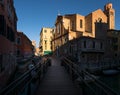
32,40 -> 40,56
59,37 -> 105,64
32,40 -> 36,55
35,47 -> 40,56
0,0 -> 18,87
52,3 -> 115,59
39,27 -> 53,56
16,31 -> 33,61
106,29 -> 120,61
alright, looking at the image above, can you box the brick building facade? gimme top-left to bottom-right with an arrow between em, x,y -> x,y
0,0 -> 17,87
16,32 -> 34,60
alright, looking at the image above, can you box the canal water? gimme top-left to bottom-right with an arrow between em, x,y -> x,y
99,73 -> 120,94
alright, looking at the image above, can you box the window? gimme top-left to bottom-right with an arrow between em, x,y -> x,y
69,45 -> 72,53
80,19 -> 83,28
44,30 -> 47,33
57,23 -> 61,34
45,40 -> 47,50
17,50 -> 20,56
65,37 -> 68,43
98,18 -> 102,23
57,25 -> 59,33
70,21 -> 75,30
0,15 -> 6,36
51,46 -> 52,50
113,45 -> 118,51
113,38 -> 118,43
100,43 -> 103,49
50,41 -> 52,45
93,41 -> 95,48
59,23 -> 61,34
17,37 -> 21,45
84,41 -> 86,48
7,26 -> 15,42
7,3 -> 13,20
45,40 -> 47,44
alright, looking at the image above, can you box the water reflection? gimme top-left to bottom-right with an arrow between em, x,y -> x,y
99,73 -> 120,94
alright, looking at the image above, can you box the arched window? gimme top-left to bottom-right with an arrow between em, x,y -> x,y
98,18 -> 102,23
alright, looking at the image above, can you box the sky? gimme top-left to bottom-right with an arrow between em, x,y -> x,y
14,0 -> 120,47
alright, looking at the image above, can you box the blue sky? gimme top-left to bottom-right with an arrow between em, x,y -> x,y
14,0 -> 120,47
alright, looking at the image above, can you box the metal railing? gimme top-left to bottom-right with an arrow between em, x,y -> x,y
61,57 -> 119,95
0,58 -> 51,95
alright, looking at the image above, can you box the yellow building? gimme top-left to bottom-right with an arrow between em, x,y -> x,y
52,3 -> 115,53
39,27 -> 53,56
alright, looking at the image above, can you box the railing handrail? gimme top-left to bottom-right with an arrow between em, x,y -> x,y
62,56 -> 119,95
0,58 -> 50,95
83,70 -> 119,95
0,64 -> 38,94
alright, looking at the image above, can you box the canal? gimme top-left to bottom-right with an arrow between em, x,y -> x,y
99,73 -> 120,94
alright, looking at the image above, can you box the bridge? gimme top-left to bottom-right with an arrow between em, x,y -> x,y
0,56 -> 119,95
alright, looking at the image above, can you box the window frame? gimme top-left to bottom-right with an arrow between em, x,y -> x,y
80,19 -> 83,28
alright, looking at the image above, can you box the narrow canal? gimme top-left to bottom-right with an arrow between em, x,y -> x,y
99,73 -> 120,94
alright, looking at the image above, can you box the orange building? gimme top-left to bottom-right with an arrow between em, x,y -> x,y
16,32 -> 34,61
52,3 -> 115,61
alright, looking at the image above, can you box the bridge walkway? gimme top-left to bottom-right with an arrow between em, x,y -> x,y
35,56 -> 82,95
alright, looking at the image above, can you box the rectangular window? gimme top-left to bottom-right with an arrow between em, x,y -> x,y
84,41 -> 86,48
70,21 -> 75,30
7,3 -> 12,19
50,41 -> 52,46
93,41 -> 95,48
51,46 -> 52,50
113,38 -> 118,43
80,19 -> 83,28
57,25 -> 59,33
44,30 -> 47,33
59,23 -> 61,34
45,40 -> 47,50
113,45 -> 118,51
7,26 -> 15,42
17,37 -> 21,45
17,50 -> 20,56
0,15 -> 6,36
57,23 -> 61,34
45,45 -> 47,50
